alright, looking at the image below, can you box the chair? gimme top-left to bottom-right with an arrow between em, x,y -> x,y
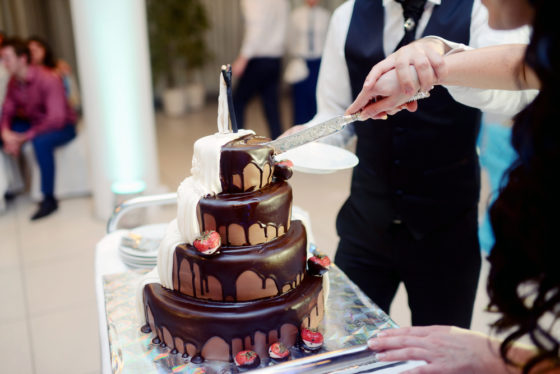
22,126 -> 91,201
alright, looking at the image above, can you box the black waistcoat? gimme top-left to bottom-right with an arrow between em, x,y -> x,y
339,0 -> 481,240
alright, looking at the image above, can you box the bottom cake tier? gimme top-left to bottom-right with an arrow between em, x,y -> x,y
141,274 -> 324,362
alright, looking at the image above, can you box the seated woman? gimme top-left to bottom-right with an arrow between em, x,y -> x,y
348,0 -> 559,372
27,36 -> 81,112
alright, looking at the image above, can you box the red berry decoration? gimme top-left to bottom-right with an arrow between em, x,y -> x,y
268,342 -> 290,361
273,159 -> 294,181
277,159 -> 293,168
193,230 -> 221,256
307,253 -> 331,276
234,350 -> 260,369
301,327 -> 323,351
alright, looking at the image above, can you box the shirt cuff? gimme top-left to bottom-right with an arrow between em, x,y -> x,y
423,35 -> 473,56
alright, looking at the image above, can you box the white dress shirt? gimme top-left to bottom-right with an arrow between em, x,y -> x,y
240,0 -> 290,58
287,4 -> 331,59
311,0 -> 537,133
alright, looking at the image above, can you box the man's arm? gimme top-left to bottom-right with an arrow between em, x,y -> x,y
0,80 -> 16,133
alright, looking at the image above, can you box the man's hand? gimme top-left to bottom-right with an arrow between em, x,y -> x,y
1,128 -> 27,157
232,55 -> 249,77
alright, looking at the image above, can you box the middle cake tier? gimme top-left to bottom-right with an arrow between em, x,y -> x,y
173,220 -> 307,302
197,181 -> 292,246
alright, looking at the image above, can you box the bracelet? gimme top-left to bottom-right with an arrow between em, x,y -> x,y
406,86 -> 433,103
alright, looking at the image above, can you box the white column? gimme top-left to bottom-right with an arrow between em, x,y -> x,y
69,0 -> 160,219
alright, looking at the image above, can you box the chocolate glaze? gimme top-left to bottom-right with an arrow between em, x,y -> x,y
141,324 -> 152,333
143,274 -> 324,362
198,181 -> 292,246
220,135 -> 275,193
273,163 -> 293,181
173,221 -> 307,302
191,355 -> 204,364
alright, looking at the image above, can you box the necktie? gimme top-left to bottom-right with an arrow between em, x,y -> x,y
394,0 -> 428,51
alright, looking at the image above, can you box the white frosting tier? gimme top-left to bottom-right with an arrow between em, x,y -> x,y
176,129 -> 253,246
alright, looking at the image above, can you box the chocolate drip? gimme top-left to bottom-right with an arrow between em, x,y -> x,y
199,182 -> 292,246
174,221 -> 307,302
141,324 -> 152,333
171,348 -> 179,355
220,135 -> 275,193
152,337 -> 161,344
143,275 -> 323,362
191,355 -> 204,364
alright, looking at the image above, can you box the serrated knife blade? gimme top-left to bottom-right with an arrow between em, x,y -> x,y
267,113 -> 361,154
267,89 -> 431,154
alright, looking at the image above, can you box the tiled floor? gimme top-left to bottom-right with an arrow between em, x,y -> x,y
0,95 -> 498,374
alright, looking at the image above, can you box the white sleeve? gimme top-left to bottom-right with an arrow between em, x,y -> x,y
240,0 -> 266,58
430,0 -> 538,116
305,1 -> 356,147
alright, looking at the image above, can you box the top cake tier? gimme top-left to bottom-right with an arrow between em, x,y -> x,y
220,135 -> 275,193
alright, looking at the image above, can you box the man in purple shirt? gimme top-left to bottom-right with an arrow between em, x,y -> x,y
1,37 -> 77,220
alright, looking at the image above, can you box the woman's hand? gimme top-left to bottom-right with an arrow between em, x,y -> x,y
349,69 -> 420,120
368,326 -> 512,374
347,38 -> 448,120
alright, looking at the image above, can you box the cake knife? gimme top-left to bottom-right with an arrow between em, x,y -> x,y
267,90 -> 431,154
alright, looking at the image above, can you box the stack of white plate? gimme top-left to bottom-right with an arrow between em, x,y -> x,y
118,223 -> 167,268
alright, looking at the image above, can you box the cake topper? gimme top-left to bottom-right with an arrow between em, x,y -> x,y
220,64 -> 238,133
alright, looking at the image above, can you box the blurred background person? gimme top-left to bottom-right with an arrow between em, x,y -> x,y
285,0 -> 330,125
0,30 -> 9,212
0,31 -> 8,104
232,0 -> 289,139
0,38 -> 77,220
0,31 -> 25,211
28,35 -> 81,113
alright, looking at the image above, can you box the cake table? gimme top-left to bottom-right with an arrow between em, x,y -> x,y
95,201 -> 425,373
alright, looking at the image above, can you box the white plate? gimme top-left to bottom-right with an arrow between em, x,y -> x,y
119,244 -> 158,259
128,223 -> 168,241
118,251 -> 157,266
119,223 -> 168,254
276,142 -> 359,174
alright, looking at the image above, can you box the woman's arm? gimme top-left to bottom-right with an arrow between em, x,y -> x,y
442,43 -> 538,90
347,38 -> 539,119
